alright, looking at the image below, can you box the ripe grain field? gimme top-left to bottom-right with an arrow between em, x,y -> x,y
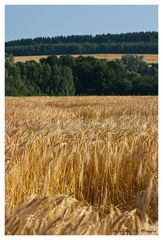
5,96 -> 158,235
14,54 -> 158,64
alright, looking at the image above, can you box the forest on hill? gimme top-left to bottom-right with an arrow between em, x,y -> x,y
5,54 -> 158,96
5,31 -> 158,56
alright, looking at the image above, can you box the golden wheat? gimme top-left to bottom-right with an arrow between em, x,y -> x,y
14,54 -> 158,64
5,194 -> 157,235
5,96 -> 158,235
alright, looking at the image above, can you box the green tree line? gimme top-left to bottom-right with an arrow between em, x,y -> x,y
5,54 -> 158,96
5,31 -> 158,56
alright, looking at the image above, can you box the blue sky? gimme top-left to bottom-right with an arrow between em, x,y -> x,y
5,5 -> 158,41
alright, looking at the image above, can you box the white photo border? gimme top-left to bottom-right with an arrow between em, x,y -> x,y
1,1 -> 161,240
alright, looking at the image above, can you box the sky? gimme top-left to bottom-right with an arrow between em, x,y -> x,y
5,5 -> 158,41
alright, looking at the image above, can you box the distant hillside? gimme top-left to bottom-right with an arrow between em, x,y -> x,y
5,31 -> 158,56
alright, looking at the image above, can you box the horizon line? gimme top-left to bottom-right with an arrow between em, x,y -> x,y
5,30 -> 158,43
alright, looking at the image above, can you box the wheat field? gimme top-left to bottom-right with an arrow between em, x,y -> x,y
5,96 -> 158,235
14,54 -> 158,64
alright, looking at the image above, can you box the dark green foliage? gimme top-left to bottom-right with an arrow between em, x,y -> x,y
59,66 -> 75,96
6,31 -> 158,46
121,55 -> 149,74
5,32 -> 158,56
5,56 -> 30,96
5,54 -> 158,96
